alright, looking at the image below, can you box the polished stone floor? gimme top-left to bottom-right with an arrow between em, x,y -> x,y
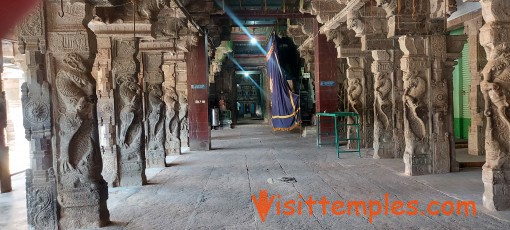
1,123 -> 510,229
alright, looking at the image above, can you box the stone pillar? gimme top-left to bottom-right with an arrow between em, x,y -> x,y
93,37 -> 118,187
111,38 -> 147,186
17,3 -> 57,228
45,1 -> 109,227
345,55 -> 374,149
344,7 -> 405,158
478,0 -> 510,211
399,37 -> 432,175
143,52 -> 165,168
465,17 -> 486,156
0,35 -> 11,193
261,67 -> 272,125
399,35 -> 464,176
187,35 -> 210,150
162,52 -> 185,156
371,50 -> 403,158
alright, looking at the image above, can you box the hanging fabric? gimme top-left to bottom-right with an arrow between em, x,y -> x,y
266,34 -> 301,131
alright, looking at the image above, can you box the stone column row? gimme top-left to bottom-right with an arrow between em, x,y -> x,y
15,0 -> 205,229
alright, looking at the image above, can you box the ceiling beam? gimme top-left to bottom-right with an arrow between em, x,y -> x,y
211,10 -> 315,19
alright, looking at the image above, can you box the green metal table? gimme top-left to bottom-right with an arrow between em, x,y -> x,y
316,112 -> 361,158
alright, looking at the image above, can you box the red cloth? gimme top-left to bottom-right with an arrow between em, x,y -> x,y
0,0 -> 40,37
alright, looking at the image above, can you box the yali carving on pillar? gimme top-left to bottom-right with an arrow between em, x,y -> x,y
117,75 -> 143,159
56,53 -> 101,185
147,84 -> 165,151
178,91 -> 189,146
402,70 -> 427,141
480,44 -> 510,169
374,72 -> 392,130
164,81 -> 180,154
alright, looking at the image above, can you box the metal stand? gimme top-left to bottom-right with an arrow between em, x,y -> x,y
316,112 -> 361,158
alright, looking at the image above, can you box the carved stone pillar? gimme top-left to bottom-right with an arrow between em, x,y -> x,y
399,35 -> 463,176
399,37 -> 432,175
0,35 -> 11,194
111,38 -> 147,186
163,51 -> 186,156
465,17 -> 486,156
345,7 -> 405,158
45,1 -> 109,227
478,0 -> 510,211
93,37 -> 118,187
142,52 -> 165,168
17,3 -> 57,228
345,55 -> 374,149
371,50 -> 404,158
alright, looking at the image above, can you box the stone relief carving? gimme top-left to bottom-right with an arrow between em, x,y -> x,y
117,76 -> 143,155
26,168 -> 57,230
480,44 -> 510,170
402,71 -> 427,140
478,0 -> 510,212
374,72 -> 392,131
148,85 -> 165,151
56,53 -> 100,185
346,10 -> 365,37
17,2 -> 46,53
164,83 -> 180,155
154,6 -> 188,39
22,81 -> 52,137
375,0 -> 397,18
347,77 -> 363,115
178,91 -> 189,148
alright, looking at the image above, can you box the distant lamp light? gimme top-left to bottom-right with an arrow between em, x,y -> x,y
244,72 -> 249,77
250,37 -> 257,44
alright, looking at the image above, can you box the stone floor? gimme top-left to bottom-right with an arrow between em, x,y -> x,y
1,123 -> 510,229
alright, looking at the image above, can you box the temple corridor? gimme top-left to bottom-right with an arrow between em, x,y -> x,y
2,124 -> 510,229
3,0 -> 510,229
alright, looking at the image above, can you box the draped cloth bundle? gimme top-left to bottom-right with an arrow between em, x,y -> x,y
266,34 -> 301,131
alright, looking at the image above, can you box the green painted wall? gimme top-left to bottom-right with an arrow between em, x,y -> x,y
451,27 -> 471,139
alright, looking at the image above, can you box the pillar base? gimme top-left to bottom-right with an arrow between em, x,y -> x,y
146,150 -> 166,168
58,184 -> 110,229
403,153 -> 431,176
482,168 -> 510,211
190,140 -> 210,151
373,145 -> 395,159
119,162 -> 147,187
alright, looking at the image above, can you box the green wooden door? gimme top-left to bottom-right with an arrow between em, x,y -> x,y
451,28 -> 471,139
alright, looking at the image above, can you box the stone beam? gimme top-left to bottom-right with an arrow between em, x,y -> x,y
319,0 -> 368,34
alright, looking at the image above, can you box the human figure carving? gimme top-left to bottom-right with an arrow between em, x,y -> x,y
56,53 -> 98,183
